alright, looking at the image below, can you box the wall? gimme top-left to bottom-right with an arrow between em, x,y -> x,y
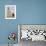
0,0 -> 46,44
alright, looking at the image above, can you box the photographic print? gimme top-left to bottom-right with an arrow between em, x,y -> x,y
5,5 -> 16,19
18,24 -> 46,46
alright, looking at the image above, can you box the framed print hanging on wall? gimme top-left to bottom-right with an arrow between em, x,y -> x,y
5,5 -> 16,19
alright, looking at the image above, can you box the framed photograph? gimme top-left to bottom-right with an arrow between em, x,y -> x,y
18,24 -> 46,42
5,5 -> 16,19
